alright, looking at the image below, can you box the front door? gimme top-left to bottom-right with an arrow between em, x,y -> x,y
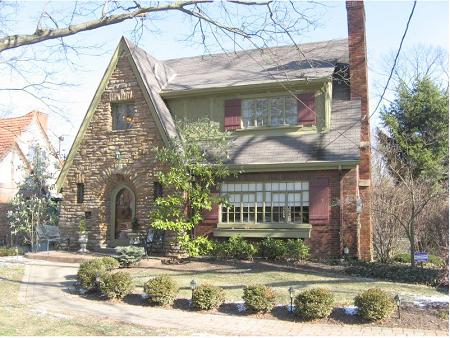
115,188 -> 133,239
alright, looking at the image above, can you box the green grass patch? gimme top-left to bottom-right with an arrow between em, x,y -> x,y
130,260 -> 446,306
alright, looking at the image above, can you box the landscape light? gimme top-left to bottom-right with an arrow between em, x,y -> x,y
288,287 -> 295,312
190,279 -> 197,304
394,294 -> 401,319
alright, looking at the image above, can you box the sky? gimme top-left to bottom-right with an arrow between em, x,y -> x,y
0,0 -> 448,156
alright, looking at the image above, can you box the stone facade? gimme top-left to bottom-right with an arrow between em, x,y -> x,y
58,50 -> 166,249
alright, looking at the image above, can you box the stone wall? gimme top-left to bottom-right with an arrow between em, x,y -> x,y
58,49 -> 167,250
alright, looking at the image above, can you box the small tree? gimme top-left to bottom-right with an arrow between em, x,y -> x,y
150,118 -> 232,247
8,145 -> 58,250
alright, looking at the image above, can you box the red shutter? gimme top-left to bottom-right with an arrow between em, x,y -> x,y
202,192 -> 219,224
297,93 -> 316,125
224,99 -> 241,131
309,178 -> 329,224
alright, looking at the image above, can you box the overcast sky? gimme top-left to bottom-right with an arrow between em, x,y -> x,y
0,1 -> 448,156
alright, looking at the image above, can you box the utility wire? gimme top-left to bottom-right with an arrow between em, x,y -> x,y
321,0 -> 417,152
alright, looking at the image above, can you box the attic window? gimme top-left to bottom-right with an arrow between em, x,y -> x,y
77,183 -> 84,204
111,102 -> 134,130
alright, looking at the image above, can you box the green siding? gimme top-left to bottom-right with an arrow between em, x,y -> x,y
166,80 -> 332,135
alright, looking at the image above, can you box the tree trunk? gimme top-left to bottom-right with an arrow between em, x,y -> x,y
410,223 -> 416,267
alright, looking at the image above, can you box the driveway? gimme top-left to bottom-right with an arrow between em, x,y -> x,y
17,258 -> 447,336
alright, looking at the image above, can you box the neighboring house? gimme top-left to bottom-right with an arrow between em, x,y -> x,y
0,111 -> 61,244
57,1 -> 372,260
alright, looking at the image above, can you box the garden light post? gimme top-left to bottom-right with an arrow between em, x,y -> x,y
288,287 -> 295,312
190,279 -> 197,305
394,294 -> 401,319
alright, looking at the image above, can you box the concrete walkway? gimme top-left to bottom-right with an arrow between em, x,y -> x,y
15,258 -> 448,336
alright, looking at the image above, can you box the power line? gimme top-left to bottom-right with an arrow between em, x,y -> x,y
321,0 -> 417,152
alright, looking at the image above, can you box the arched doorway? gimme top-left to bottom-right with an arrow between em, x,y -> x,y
110,184 -> 136,243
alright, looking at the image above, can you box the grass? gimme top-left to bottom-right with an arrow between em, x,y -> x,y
0,263 -> 186,336
436,309 -> 449,320
129,259 -> 447,306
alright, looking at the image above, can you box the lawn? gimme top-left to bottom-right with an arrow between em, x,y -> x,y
0,262 -> 186,336
129,258 -> 446,306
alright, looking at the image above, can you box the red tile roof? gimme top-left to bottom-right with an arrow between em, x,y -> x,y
0,111 -> 41,160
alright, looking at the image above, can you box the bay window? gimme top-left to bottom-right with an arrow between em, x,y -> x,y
221,181 -> 309,224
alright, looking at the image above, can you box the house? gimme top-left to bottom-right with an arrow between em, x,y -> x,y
0,111 -> 61,244
56,1 -> 372,260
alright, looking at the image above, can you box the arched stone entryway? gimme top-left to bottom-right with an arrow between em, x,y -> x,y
109,183 -> 136,245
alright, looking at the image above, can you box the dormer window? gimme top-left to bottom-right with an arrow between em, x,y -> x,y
224,93 -> 316,131
111,102 -> 134,130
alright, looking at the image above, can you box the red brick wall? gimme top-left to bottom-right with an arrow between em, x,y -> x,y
347,1 -> 373,260
196,169 -> 360,259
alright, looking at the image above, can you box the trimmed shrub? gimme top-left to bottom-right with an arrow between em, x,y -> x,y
354,288 -> 395,321
143,275 -> 177,306
100,256 -> 120,270
115,246 -> 145,267
213,236 -> 257,260
294,288 -> 334,320
243,284 -> 276,313
345,261 -> 442,286
259,238 -> 287,260
181,236 -> 216,257
99,271 -> 134,300
192,284 -> 225,310
284,239 -> 310,261
0,246 -> 22,256
77,259 -> 107,290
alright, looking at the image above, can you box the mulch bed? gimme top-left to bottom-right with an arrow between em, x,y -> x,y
113,291 -> 448,331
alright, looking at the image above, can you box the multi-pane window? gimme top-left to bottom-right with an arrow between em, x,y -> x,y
220,181 -> 309,224
111,102 -> 134,130
241,96 -> 298,129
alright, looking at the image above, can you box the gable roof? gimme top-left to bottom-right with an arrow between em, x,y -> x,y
0,111 -> 49,161
58,37 -> 359,189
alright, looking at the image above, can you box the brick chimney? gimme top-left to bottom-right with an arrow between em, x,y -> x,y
346,0 -> 372,260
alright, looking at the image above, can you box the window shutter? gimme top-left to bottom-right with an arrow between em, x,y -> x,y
309,178 -> 329,224
224,99 -> 241,131
297,93 -> 316,125
202,192 -> 219,224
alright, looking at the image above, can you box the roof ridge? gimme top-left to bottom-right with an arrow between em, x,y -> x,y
162,38 -> 348,63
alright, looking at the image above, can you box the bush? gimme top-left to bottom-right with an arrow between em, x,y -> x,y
115,246 -> 145,267
243,284 -> 276,313
345,261 -> 442,286
294,288 -> 334,320
0,246 -> 22,256
213,236 -> 257,260
99,271 -> 134,300
180,235 -> 216,257
354,288 -> 395,321
143,275 -> 178,306
259,238 -> 287,260
100,256 -> 120,270
284,239 -> 310,261
392,252 -> 445,267
192,284 -> 225,310
77,259 -> 107,290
